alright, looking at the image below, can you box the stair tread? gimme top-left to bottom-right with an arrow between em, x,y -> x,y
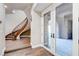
6,38 -> 12,39
20,35 -> 31,37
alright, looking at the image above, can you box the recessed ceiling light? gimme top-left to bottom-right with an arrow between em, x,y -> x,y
4,5 -> 7,8
12,10 -> 16,13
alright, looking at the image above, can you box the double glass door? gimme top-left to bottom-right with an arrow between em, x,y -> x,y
44,3 -> 79,56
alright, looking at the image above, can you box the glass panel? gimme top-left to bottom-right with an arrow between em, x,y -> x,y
44,12 -> 51,49
55,3 -> 73,56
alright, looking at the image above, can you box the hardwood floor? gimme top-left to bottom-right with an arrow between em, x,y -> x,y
5,37 -> 31,52
4,47 -> 54,56
5,37 -> 54,56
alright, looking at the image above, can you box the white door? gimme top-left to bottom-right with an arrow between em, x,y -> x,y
43,11 -> 56,54
50,10 -> 56,53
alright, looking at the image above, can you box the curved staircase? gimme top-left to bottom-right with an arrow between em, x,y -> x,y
20,29 -> 31,39
5,17 -> 30,40
5,17 -> 31,53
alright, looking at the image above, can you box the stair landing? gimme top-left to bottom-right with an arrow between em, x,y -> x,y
5,37 -> 31,53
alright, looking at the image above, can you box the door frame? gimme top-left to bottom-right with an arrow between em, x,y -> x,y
72,3 -> 79,56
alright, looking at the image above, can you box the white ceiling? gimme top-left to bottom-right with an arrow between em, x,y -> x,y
4,3 -> 33,14
34,3 -> 52,13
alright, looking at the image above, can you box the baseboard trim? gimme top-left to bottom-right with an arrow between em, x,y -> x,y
31,44 -> 42,48
41,45 -> 60,56
0,47 -> 5,56
40,45 -> 55,55
31,44 -> 60,56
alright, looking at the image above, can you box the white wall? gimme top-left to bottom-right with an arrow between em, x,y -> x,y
0,3 -> 5,55
5,10 -> 26,35
24,7 -> 32,20
31,5 -> 42,48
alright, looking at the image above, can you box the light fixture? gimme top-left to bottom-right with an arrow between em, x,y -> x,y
12,10 -> 16,13
4,5 -> 7,8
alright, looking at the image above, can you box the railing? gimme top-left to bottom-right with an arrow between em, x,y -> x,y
12,17 -> 28,32
12,17 -> 28,39
6,16 -> 31,40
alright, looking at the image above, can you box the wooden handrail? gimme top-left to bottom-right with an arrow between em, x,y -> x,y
12,17 -> 27,32
12,18 -> 28,40
5,17 -> 28,40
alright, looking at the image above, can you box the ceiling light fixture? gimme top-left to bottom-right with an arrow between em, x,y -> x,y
4,5 -> 7,8
12,10 -> 16,13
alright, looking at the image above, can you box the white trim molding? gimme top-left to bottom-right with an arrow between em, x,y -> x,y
31,44 -> 42,48
31,44 -> 60,56
0,47 -> 5,56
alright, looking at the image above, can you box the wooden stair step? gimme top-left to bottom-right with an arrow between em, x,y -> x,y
6,36 -> 14,38
5,37 -> 16,40
6,38 -> 13,39
20,35 -> 31,38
